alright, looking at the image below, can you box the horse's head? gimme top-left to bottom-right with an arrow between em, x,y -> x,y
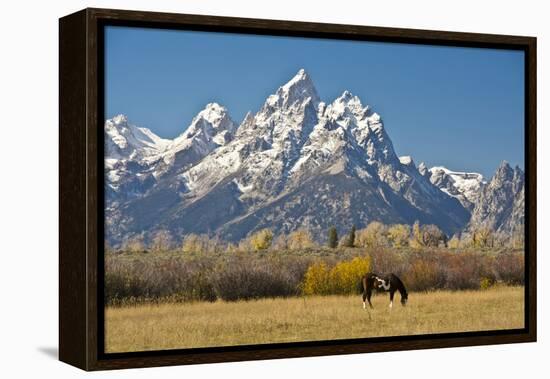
401,294 -> 408,306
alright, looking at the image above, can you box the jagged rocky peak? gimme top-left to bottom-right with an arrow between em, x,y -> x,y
494,160 -> 514,180
488,161 -> 524,191
266,68 -> 320,110
184,103 -> 237,137
171,102 -> 238,152
324,90 -> 370,123
467,160 -> 524,233
483,161 -> 524,195
418,162 -> 430,177
241,111 -> 254,126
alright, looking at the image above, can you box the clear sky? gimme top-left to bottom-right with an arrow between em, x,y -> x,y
105,26 -> 525,178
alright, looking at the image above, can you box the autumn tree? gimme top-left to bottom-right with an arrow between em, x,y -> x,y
410,220 -> 423,248
421,224 -> 447,247
249,229 -> 273,251
410,222 -> 447,248
387,224 -> 410,247
181,234 -> 224,254
447,234 -> 461,249
511,227 -> 525,249
288,228 -> 315,250
122,234 -> 145,253
271,234 -> 289,250
150,230 -> 173,252
472,227 -> 494,248
356,221 -> 387,248
181,233 -> 202,254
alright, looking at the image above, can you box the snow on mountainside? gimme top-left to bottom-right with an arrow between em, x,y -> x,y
162,103 -> 238,169
104,69 -> 519,246
104,103 -> 237,207
105,114 -> 171,165
427,166 -> 485,210
104,115 -> 171,206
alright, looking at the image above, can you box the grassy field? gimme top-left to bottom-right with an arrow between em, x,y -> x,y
105,286 -> 524,353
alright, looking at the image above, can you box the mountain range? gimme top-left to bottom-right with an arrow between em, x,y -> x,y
104,69 -> 524,246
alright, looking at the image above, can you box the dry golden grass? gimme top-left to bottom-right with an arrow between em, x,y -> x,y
105,286 -> 524,353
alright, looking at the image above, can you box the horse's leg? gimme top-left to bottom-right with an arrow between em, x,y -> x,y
367,289 -> 374,309
362,290 -> 374,309
389,290 -> 395,309
361,277 -> 368,309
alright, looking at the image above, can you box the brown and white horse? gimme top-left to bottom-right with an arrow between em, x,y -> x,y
361,273 -> 408,309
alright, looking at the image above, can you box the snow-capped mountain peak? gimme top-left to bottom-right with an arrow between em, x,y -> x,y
149,102 -> 239,175
266,69 -> 320,110
104,71 -> 522,247
105,114 -> 170,163
173,102 -> 236,147
327,90 -> 369,122
194,102 -> 233,126
428,166 -> 485,210
111,114 -> 128,124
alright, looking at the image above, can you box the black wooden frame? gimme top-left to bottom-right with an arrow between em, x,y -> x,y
59,7 -> 537,371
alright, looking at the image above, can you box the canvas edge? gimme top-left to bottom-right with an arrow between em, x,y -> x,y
58,7 -> 537,371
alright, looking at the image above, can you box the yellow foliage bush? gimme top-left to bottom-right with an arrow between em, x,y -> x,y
302,262 -> 331,295
329,257 -> 372,294
302,256 -> 371,296
480,277 -> 495,290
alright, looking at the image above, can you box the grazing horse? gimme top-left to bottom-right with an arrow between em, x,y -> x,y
361,273 -> 408,309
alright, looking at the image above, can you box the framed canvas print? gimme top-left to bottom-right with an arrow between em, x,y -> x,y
59,8 -> 536,371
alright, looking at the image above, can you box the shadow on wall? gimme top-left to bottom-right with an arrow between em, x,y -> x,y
37,347 -> 58,359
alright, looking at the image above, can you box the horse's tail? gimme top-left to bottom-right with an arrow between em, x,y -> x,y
360,275 -> 367,293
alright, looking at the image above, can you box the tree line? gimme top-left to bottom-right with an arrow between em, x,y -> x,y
111,220 -> 524,255
105,246 -> 524,305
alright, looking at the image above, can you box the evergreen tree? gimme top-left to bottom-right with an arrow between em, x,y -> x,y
328,226 -> 338,248
345,225 -> 356,247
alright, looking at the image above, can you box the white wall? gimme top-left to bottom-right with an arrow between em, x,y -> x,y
0,0 -> 546,377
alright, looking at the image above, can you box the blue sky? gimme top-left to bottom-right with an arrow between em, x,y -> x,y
105,26 -> 525,178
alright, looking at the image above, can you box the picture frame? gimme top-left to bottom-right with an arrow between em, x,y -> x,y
59,7 -> 536,371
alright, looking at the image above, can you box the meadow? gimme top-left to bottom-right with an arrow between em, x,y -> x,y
104,244 -> 524,352
105,286 -> 524,353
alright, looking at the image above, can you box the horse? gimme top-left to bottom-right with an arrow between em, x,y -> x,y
361,273 -> 408,309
